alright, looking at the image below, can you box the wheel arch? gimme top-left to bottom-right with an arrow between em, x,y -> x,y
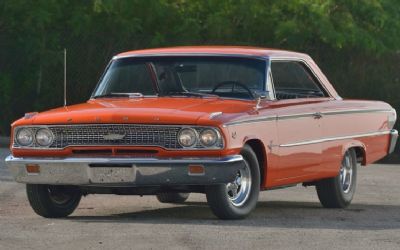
244,139 -> 267,187
342,141 -> 367,166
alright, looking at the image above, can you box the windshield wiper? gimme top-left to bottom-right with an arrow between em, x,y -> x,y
161,91 -> 219,98
92,92 -> 143,99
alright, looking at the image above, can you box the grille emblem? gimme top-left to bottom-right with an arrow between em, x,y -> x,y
103,133 -> 126,140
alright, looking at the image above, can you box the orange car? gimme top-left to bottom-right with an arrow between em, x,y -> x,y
5,46 -> 398,219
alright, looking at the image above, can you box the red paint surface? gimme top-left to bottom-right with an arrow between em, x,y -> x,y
10,47 -> 395,189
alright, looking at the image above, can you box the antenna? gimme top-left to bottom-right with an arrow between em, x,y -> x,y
64,48 -> 67,107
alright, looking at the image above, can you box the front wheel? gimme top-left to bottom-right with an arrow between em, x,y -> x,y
26,184 -> 82,218
206,145 -> 260,219
316,148 -> 358,208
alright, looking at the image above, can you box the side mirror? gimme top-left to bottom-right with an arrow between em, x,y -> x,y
253,90 -> 270,109
254,90 -> 272,100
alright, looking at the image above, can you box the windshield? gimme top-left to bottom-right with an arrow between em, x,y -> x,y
92,56 -> 267,100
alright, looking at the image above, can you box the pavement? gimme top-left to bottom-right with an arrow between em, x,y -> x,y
0,147 -> 399,250
0,136 -> 9,147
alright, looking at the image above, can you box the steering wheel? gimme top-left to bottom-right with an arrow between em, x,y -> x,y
211,81 -> 254,99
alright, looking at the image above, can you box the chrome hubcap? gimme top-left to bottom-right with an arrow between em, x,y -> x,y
340,152 -> 353,194
226,160 -> 251,206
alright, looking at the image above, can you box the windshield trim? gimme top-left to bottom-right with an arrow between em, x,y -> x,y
90,55 -> 269,101
113,53 -> 268,60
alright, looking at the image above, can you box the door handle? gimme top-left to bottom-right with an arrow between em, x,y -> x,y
313,112 -> 323,119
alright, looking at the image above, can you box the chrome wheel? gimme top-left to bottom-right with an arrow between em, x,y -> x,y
339,151 -> 354,194
226,160 -> 252,207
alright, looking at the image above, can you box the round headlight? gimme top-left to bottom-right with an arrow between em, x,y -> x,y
35,128 -> 54,147
178,128 -> 197,147
200,129 -> 218,147
16,128 -> 34,146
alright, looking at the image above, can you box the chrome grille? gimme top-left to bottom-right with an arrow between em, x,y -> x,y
47,124 -> 182,149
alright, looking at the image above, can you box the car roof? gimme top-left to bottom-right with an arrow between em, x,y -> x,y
115,46 -> 310,60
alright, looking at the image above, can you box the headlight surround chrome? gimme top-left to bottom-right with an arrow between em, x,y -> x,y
199,129 -> 219,147
178,127 -> 223,149
35,128 -> 54,147
16,128 -> 34,146
178,128 -> 198,148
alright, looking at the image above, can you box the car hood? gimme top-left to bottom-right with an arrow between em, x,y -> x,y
18,97 -> 255,126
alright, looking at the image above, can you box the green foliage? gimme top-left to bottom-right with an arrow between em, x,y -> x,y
0,0 -> 399,135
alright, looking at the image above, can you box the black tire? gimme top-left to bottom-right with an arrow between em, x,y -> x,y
156,193 -> 190,203
26,184 -> 82,218
316,148 -> 358,208
206,144 -> 260,220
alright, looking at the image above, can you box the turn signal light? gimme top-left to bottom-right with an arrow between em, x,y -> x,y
188,165 -> 205,175
26,164 -> 40,174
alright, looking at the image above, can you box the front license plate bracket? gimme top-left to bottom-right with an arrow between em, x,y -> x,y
89,165 -> 136,183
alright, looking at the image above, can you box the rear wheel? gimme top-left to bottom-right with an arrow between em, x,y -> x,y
206,145 -> 260,219
316,148 -> 357,208
156,193 -> 190,204
26,184 -> 82,218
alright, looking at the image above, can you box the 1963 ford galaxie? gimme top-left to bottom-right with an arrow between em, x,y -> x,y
5,46 -> 398,219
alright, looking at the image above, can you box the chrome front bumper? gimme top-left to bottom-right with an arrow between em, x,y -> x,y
388,129 -> 398,154
5,155 -> 245,186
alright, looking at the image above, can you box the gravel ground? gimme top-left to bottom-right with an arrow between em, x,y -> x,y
0,148 -> 399,250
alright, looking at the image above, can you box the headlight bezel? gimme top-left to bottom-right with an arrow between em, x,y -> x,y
35,128 -> 55,147
15,128 -> 34,147
177,128 -> 199,148
199,128 -> 220,147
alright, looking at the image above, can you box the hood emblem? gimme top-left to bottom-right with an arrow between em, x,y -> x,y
209,112 -> 223,119
103,133 -> 126,140
24,112 -> 38,119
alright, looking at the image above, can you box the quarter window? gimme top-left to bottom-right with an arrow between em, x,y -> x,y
271,61 -> 327,100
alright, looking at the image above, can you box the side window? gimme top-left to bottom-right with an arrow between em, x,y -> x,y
271,61 -> 327,100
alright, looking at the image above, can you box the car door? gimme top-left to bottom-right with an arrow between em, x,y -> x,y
267,60 -> 330,186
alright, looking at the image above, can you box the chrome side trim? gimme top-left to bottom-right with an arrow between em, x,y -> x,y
224,108 -> 393,127
280,130 -> 391,147
277,112 -> 315,120
223,116 -> 276,127
322,109 -> 393,116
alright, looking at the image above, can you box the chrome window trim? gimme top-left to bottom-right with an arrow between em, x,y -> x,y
279,130 -> 392,147
269,57 -> 333,99
266,60 -> 276,101
113,53 -> 268,60
12,124 -> 225,151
